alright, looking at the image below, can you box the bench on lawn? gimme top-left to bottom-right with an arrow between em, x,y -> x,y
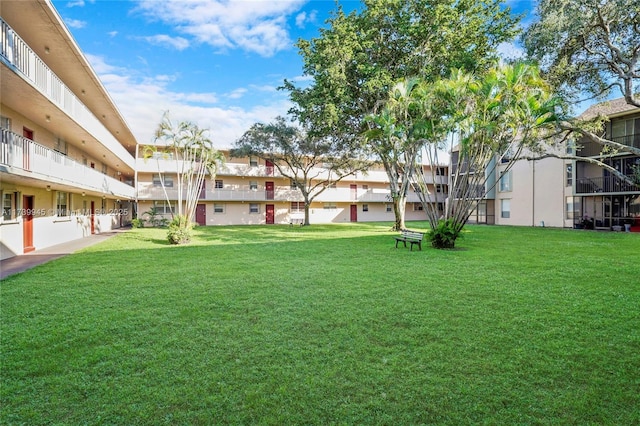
394,229 -> 424,251
289,212 -> 304,226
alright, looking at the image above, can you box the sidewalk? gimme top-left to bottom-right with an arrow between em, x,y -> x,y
1,229 -> 127,280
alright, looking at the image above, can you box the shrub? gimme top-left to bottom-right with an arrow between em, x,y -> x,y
428,218 -> 461,249
167,215 -> 192,245
131,218 -> 144,228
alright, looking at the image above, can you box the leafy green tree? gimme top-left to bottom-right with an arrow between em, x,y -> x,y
522,0 -> 640,170
145,112 -> 224,243
283,0 -> 521,230
522,0 -> 639,107
368,63 -> 562,248
231,117 -> 369,226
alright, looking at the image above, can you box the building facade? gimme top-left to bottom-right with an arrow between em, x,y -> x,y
1,1 -> 136,260
136,149 -> 447,227
573,98 -> 640,231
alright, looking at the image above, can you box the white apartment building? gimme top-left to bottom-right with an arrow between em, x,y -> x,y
1,1 -> 136,260
136,149 -> 448,226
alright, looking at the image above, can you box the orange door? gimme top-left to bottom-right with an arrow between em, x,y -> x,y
22,195 -> 35,253
266,204 -> 275,224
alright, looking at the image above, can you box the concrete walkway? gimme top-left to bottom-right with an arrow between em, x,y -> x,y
1,229 -> 127,280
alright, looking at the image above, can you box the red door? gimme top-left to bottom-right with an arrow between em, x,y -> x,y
90,201 -> 95,234
22,195 -> 35,253
199,180 -> 206,199
350,204 -> 357,222
22,128 -> 33,171
350,184 -> 357,200
265,181 -> 274,200
196,204 -> 206,225
266,204 -> 275,224
265,160 -> 274,176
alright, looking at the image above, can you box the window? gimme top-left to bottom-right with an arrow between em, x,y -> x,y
249,203 -> 260,213
499,170 -> 512,192
435,167 -> 446,176
290,179 -> 297,189
362,184 -> 368,190
152,174 -> 173,187
2,191 -> 18,221
152,201 -> 173,214
54,138 -> 67,155
413,203 -> 423,211
214,203 -> 224,213
323,203 -> 337,210
101,162 -> 108,175
362,204 -> 369,212
56,191 -> 68,216
290,202 -> 304,212
566,196 -> 579,220
249,156 -> 258,167
249,181 -> 258,191
0,116 -> 11,130
386,204 -> 392,213
215,179 -> 223,189
566,164 -> 573,186
501,199 -> 511,219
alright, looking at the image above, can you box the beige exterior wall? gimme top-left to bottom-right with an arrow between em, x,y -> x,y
494,157 -> 571,228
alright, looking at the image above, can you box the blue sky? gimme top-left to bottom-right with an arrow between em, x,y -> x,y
51,0 -> 537,149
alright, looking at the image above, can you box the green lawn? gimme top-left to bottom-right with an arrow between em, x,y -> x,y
1,223 -> 639,425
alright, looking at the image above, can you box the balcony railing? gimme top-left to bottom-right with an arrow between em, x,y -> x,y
137,184 -> 445,204
575,175 -> 639,194
1,129 -> 135,198
1,17 -> 135,168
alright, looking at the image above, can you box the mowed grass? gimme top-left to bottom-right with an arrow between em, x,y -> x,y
1,223 -> 639,425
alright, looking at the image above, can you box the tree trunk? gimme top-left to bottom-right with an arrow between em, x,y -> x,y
304,195 -> 311,226
393,195 -> 406,231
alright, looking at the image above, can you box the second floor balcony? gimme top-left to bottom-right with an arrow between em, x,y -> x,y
578,133 -> 640,157
575,175 -> 639,194
137,184 -> 447,204
1,129 -> 135,199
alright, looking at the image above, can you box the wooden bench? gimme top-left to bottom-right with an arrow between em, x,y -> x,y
394,229 -> 424,251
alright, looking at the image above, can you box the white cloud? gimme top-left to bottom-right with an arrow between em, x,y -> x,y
108,31 -> 118,38
64,18 -> 86,29
497,41 -> 525,62
295,9 -> 317,28
85,54 -> 290,148
227,88 -> 248,99
133,0 -> 306,57
143,34 -> 190,51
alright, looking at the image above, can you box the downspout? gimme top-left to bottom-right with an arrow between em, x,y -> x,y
532,159 -> 535,227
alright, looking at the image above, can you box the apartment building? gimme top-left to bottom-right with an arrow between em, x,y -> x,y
136,148 -> 448,226
1,1 -> 136,260
573,98 -> 640,231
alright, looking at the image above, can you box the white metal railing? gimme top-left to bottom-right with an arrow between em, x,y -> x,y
136,182 -> 446,204
0,17 -> 135,169
1,129 -> 135,198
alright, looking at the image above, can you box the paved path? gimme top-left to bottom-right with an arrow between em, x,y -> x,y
1,229 -> 127,280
